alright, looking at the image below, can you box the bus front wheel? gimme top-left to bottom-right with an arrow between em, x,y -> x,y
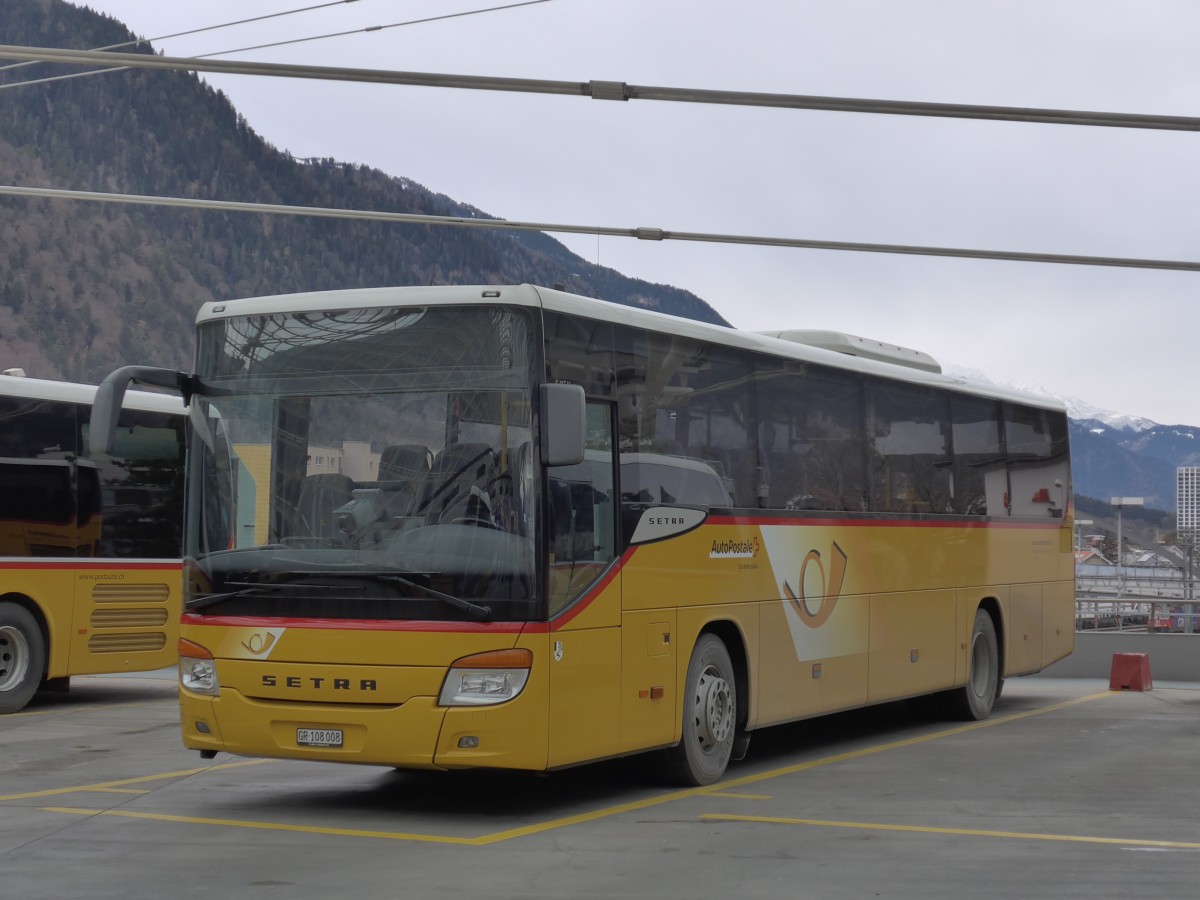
661,633 -> 736,786
0,603 -> 44,714
941,609 -> 998,721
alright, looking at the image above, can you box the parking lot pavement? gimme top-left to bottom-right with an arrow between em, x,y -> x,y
2,674 -> 1199,900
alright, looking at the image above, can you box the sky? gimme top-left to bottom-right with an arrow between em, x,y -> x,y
59,0 -> 1200,424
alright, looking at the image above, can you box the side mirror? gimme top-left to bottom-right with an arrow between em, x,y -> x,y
540,383 -> 585,467
90,366 -> 188,455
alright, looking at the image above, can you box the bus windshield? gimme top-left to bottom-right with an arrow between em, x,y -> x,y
186,305 -> 539,623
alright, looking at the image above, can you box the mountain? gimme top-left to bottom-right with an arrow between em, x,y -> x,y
0,1 -> 728,384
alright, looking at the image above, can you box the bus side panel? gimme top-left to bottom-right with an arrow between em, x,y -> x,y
866,589 -> 957,704
618,608 -> 678,754
755,594 -> 869,727
1002,584 -> 1045,676
544,625 -> 622,767
67,563 -> 180,676
545,568 -> 623,768
1042,579 -> 1076,668
0,562 -> 76,681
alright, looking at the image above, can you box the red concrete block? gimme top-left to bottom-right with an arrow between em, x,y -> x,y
1109,652 -> 1153,692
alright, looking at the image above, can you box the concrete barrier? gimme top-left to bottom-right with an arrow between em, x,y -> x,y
1040,632 -> 1200,682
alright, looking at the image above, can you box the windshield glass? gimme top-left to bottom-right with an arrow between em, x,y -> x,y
186,304 -> 539,623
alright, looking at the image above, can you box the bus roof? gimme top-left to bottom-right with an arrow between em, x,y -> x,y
0,372 -> 184,414
195,284 -> 1066,413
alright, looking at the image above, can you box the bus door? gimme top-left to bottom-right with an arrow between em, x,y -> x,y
546,401 -> 622,768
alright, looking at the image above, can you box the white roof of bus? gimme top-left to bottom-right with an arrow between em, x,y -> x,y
195,284 -> 1065,413
0,373 -> 184,413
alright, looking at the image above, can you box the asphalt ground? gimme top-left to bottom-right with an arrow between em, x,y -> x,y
2,671 -> 1198,900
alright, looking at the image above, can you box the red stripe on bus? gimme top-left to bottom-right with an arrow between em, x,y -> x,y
707,515 -> 1064,530
0,560 -> 182,570
181,613 -> 526,633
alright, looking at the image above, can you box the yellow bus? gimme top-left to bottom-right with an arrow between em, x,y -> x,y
92,285 -> 1074,784
0,372 -> 185,713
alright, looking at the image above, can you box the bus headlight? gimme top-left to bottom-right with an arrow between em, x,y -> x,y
438,649 -> 532,706
179,638 -> 219,697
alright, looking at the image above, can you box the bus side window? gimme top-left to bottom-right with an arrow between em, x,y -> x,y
867,380 -> 952,514
950,395 -> 1003,516
0,395 -> 81,556
95,408 -> 187,558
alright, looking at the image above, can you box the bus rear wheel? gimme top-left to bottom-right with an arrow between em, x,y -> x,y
940,609 -> 998,721
661,634 -> 736,786
0,603 -> 44,714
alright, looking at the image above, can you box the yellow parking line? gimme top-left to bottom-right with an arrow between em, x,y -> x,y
711,691 -> 1113,794
42,807 -> 482,845
704,792 -> 773,800
0,759 -> 268,802
700,813 -> 1200,851
20,691 -> 1114,845
5,699 -> 174,719
84,788 -> 152,795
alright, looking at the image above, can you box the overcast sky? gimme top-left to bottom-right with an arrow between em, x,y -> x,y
68,0 -> 1200,425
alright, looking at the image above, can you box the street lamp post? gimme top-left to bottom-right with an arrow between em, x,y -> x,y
1111,497 -> 1144,600
1075,519 -> 1093,554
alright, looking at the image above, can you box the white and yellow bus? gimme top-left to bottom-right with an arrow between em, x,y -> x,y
92,285 -> 1074,784
0,372 -> 185,713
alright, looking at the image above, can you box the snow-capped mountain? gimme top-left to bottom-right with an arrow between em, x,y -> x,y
943,364 -> 1158,434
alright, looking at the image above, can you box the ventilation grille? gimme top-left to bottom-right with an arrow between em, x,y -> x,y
90,608 -> 170,629
87,633 -> 168,653
91,583 -> 171,604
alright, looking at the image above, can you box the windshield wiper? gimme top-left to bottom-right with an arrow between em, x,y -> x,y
314,571 -> 492,621
188,573 -> 492,621
185,581 -> 346,612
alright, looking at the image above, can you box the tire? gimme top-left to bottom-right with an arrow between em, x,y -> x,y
940,609 -> 999,721
0,603 -> 45,715
660,634 -> 737,786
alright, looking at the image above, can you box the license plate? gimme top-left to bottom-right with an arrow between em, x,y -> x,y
296,728 -> 343,748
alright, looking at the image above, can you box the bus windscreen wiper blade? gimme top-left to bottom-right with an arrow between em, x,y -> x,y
185,581 -> 345,611
382,573 -> 491,621
314,570 -> 492,621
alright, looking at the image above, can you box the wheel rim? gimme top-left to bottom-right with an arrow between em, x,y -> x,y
692,664 -> 733,752
968,631 -> 990,698
0,624 -> 31,692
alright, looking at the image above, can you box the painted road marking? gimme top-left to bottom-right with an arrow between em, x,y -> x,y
4,699 -> 175,719
699,813 -> 1200,851
24,691 -> 1115,845
0,759 -> 268,803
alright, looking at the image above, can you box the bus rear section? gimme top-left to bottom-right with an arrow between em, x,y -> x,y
0,375 -> 184,714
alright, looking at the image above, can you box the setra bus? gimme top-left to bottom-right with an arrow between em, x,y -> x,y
0,371 -> 185,713
90,285 -> 1074,784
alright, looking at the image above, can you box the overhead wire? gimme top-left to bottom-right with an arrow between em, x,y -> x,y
0,184 -> 1195,273
0,1 -> 554,92
0,0 -> 367,74
0,43 -> 1196,131
204,0 -> 555,59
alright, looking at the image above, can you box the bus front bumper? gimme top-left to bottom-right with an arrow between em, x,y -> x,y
180,689 -> 548,771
